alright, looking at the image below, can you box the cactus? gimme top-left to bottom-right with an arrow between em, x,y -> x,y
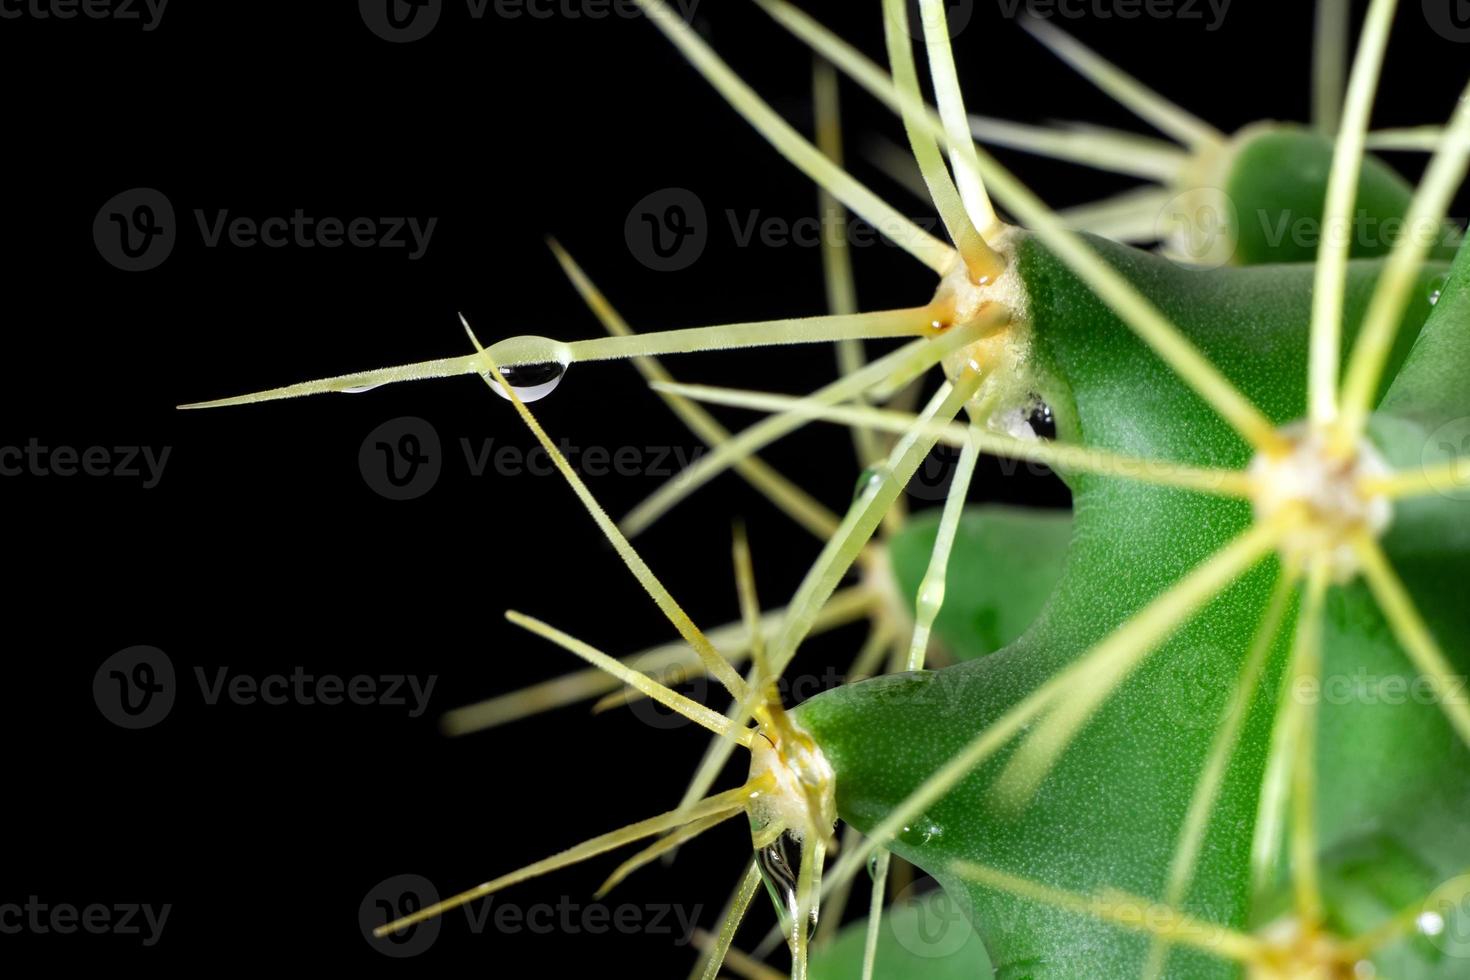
183,2 -> 1470,977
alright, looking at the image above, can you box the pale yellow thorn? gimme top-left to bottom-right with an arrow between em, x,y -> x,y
440,586 -> 873,736
594,808 -> 743,899
861,850 -> 892,980
1020,17 -> 1224,150
669,376 -> 988,852
1143,567 -> 1298,980
918,0 -> 1000,234
970,114 -> 1189,182
949,861 -> 1268,965
790,837 -> 825,979
814,824 -> 865,949
371,779 -> 771,937
1287,561 -> 1333,929
1366,126 -> 1447,152
462,316 -> 752,704
1358,461 -> 1470,500
692,860 -> 765,980
177,304 -> 944,411
633,0 -> 955,274
1307,0 -> 1399,428
1314,0 -> 1350,134
547,238 -> 841,540
1336,81 -> 1470,451
813,57 -> 886,477
506,611 -> 754,746
648,382 -> 1257,498
1352,533 -> 1470,750
588,587 -> 878,716
748,0 -> 1281,452
905,423 -> 983,670
755,0 -> 999,281
620,314 -> 998,537
881,0 -> 1003,281
1056,187 -> 1177,242
692,929 -> 787,980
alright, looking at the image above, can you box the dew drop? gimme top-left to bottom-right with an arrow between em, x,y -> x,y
1025,397 -> 1056,440
756,838 -> 799,932
852,466 -> 885,504
342,382 -> 385,394
1429,275 -> 1448,306
488,361 -> 567,403
755,836 -> 818,940
866,852 -> 883,881
898,815 -> 944,847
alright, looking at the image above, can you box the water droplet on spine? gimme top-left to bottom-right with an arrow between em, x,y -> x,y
852,466 -> 885,504
755,836 -> 817,940
488,361 -> 567,403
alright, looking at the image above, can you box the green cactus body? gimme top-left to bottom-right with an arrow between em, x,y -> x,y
1221,126 -> 1463,266
797,235 -> 1467,978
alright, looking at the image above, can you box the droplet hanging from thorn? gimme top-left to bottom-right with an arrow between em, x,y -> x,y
489,361 -> 567,403
756,836 -> 816,940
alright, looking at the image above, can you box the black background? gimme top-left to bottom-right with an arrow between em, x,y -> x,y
2,0 -> 1465,974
